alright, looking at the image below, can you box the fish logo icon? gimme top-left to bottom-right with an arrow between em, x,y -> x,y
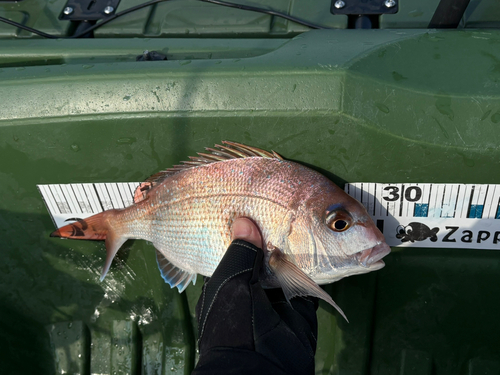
396,222 -> 439,243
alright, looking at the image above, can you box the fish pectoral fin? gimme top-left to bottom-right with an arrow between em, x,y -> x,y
268,248 -> 348,322
155,250 -> 197,293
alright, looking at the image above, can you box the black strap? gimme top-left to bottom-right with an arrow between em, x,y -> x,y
428,0 -> 471,28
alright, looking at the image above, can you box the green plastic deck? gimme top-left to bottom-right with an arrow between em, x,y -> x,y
1,1 -> 500,374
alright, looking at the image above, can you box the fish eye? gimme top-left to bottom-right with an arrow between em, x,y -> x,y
333,219 -> 348,231
396,225 -> 405,235
405,226 -> 413,234
326,209 -> 352,232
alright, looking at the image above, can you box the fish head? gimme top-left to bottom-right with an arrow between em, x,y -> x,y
291,186 -> 391,284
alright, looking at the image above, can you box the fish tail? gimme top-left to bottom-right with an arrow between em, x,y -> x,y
50,210 -> 127,281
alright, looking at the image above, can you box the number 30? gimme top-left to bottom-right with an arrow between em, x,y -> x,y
383,186 -> 422,202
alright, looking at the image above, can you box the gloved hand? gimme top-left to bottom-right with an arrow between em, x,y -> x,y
192,218 -> 318,375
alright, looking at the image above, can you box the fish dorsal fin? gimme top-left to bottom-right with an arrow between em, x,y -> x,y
133,182 -> 156,203
155,250 -> 196,293
268,245 -> 349,322
138,141 -> 283,191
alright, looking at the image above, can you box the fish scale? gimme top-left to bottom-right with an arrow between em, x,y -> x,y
125,159 -> 295,274
143,159 -> 290,275
51,141 -> 391,320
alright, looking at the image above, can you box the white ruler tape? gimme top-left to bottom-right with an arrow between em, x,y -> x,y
39,182 -> 500,250
345,183 -> 500,250
38,182 -> 141,229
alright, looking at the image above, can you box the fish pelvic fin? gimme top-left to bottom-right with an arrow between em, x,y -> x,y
49,210 -> 126,281
268,247 -> 348,323
155,250 -> 197,293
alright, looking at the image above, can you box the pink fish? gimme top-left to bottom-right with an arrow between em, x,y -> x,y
51,141 -> 390,320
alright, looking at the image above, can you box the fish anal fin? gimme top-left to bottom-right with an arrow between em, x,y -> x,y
268,246 -> 348,322
155,250 -> 196,293
101,231 -> 127,281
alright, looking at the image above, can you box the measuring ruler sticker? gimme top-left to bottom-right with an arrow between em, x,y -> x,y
39,181 -> 500,250
345,183 -> 500,250
38,182 -> 141,229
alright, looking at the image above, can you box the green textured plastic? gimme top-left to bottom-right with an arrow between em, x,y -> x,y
1,28 -> 500,375
0,0 -> 346,39
2,0 -> 499,39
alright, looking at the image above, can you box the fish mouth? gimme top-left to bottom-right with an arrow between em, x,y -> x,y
357,242 -> 391,268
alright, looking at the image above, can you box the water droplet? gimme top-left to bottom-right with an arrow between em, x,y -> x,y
13,135 -> 19,142
491,111 -> 500,123
409,10 -> 424,17
123,95 -> 131,101
392,71 -> 407,82
70,143 -> 80,152
16,67 -> 25,71
458,152 -> 475,167
82,64 -> 94,69
435,94 -> 454,120
481,109 -> 492,121
375,102 -> 390,113
179,60 -> 191,66
116,137 -> 137,145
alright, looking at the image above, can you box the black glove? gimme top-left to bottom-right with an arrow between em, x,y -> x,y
192,239 -> 318,375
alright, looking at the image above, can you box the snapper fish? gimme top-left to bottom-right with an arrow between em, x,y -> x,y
51,141 -> 390,320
